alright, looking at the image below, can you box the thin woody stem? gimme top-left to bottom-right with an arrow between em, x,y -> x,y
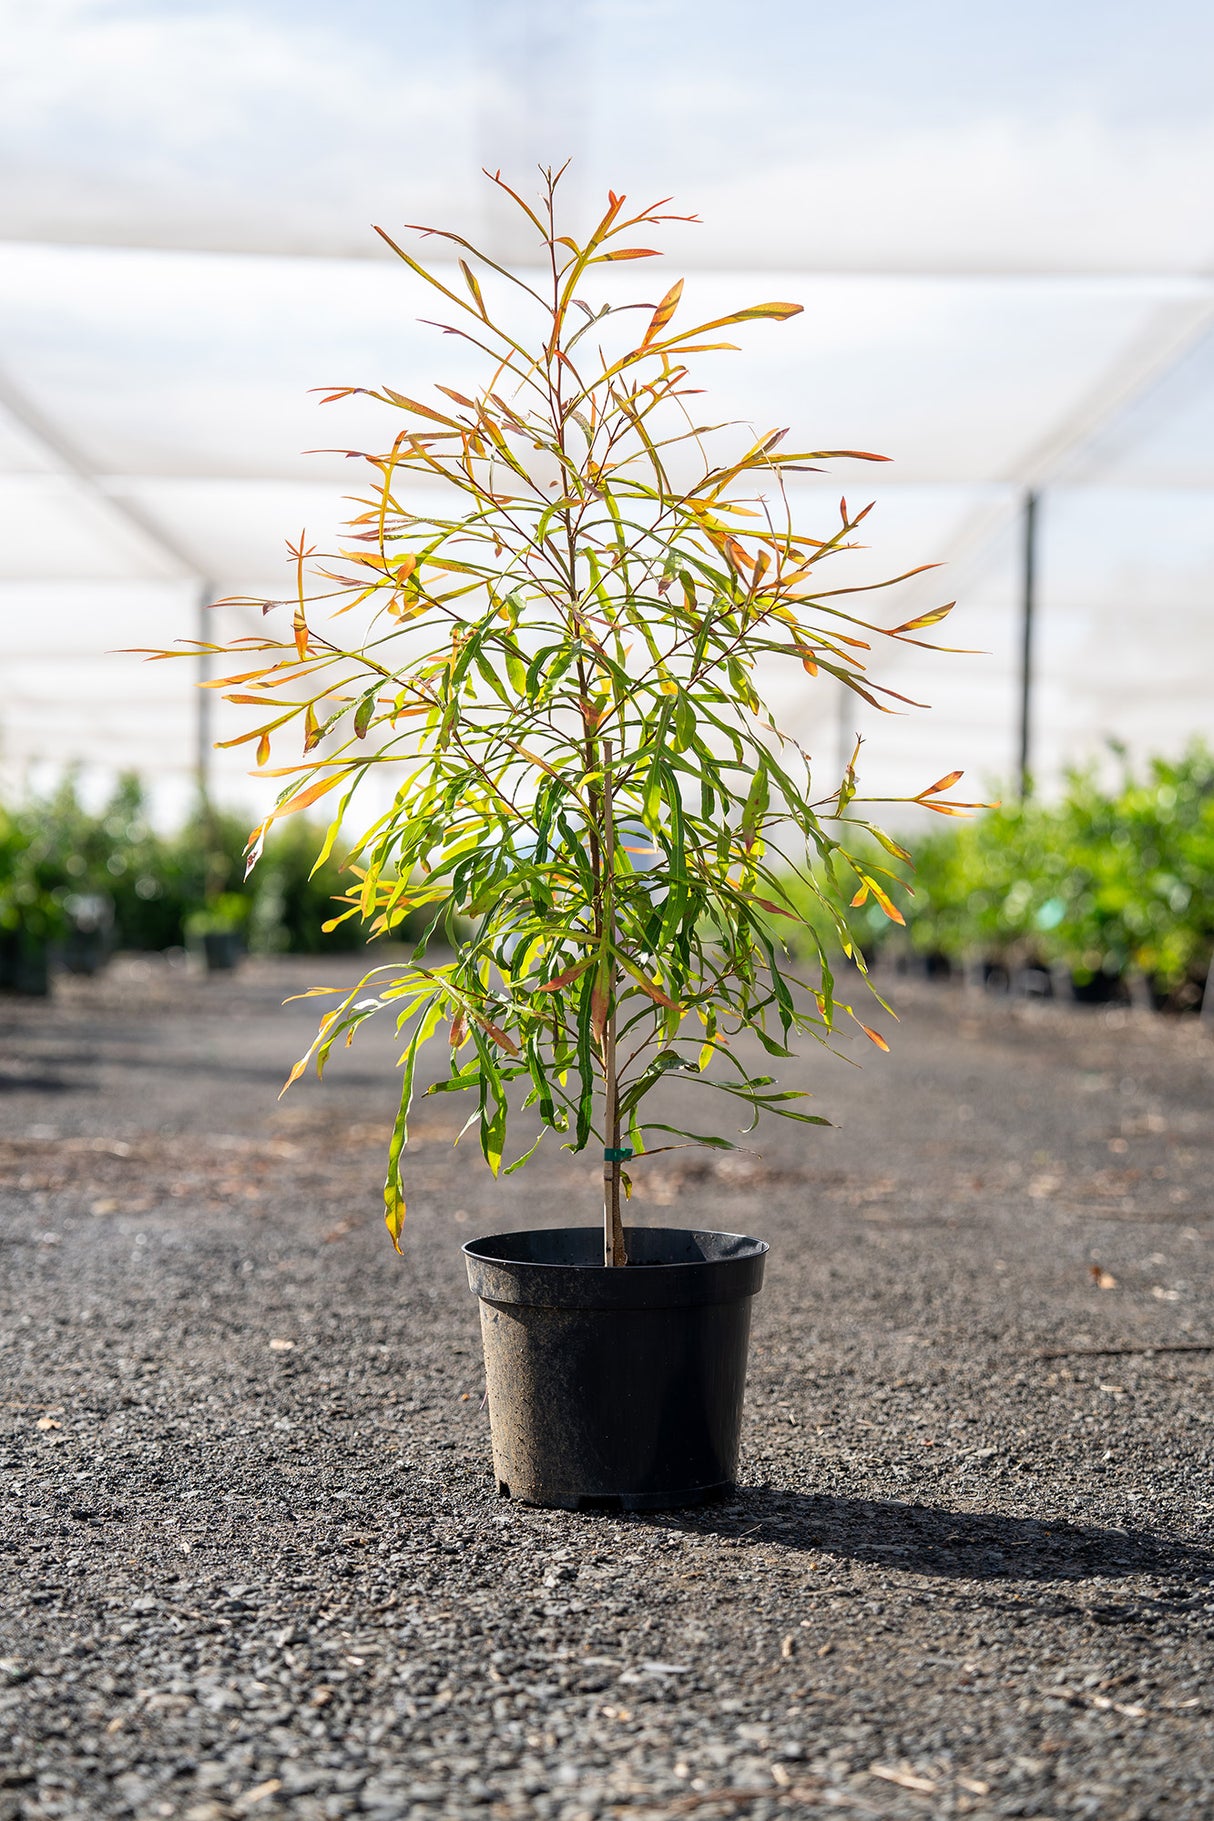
601,739 -> 626,1267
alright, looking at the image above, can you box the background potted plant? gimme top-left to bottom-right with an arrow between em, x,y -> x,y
184,890 -> 250,973
0,802 -> 72,996
151,167 -> 968,1508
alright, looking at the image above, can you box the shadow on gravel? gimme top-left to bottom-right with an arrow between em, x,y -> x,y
0,1071 -> 78,1093
667,1490 -> 1214,1585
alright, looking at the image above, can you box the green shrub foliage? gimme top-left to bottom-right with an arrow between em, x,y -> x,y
893,743 -> 1214,1001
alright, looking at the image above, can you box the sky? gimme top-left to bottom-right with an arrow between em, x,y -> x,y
0,0 -> 1211,815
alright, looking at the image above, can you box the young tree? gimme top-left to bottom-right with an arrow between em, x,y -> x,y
156,167 -> 972,1263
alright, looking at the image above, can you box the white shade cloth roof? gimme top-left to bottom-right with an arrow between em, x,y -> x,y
1,0 -> 1212,826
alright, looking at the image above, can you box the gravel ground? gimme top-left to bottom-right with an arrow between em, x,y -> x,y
2,954 -> 1212,1821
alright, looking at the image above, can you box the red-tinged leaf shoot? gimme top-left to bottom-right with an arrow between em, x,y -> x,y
537,958 -> 593,994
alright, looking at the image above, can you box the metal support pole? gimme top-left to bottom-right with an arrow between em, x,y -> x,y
1017,490 -> 1038,800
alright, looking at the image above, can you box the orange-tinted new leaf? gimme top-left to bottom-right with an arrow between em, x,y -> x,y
274,771 -> 347,821
640,279 -> 684,350
893,601 -> 956,635
866,879 -> 906,926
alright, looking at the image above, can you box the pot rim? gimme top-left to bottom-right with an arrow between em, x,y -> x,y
463,1224 -> 768,1272
463,1225 -> 768,1311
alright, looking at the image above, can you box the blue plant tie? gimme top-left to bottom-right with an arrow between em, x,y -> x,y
603,1146 -> 634,1163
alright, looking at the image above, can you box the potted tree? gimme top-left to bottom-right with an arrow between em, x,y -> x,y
152,168 -> 969,1509
0,803 -> 70,997
184,892 -> 249,973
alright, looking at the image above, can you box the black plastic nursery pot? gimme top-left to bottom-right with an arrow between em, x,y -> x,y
201,931 -> 243,973
463,1226 -> 767,1512
1069,967 -> 1130,1006
0,932 -> 50,997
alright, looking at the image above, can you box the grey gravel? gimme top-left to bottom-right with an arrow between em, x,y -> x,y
2,954 -> 1213,1820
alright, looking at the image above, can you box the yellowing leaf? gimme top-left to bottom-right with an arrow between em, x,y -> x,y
856,1020 -> 890,1052
458,258 -> 487,318
256,732 -> 271,767
384,1182 -> 406,1253
736,301 -> 801,321
381,388 -> 462,427
293,605 -> 309,660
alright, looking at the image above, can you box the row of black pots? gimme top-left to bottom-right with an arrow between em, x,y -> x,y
888,948 -> 1208,1015
0,928 -> 244,996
